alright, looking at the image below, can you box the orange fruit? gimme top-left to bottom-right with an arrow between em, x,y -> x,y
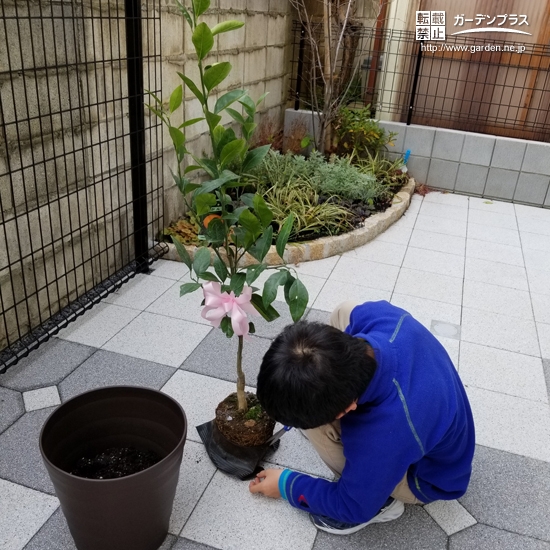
203,214 -> 221,228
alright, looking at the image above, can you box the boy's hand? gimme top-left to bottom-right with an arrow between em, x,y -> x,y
248,469 -> 282,499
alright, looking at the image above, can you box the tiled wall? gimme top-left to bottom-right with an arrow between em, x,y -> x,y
379,122 -> 550,207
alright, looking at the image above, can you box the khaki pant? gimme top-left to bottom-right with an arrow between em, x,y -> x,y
302,301 -> 423,505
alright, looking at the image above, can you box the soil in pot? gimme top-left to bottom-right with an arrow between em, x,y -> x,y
71,447 -> 161,479
215,392 -> 275,447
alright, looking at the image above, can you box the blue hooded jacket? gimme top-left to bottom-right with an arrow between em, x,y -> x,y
278,301 -> 475,523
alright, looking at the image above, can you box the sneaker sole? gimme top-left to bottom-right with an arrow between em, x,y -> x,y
312,499 -> 405,536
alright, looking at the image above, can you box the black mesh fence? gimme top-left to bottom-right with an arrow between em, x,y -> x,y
0,0 -> 165,372
289,22 -> 550,141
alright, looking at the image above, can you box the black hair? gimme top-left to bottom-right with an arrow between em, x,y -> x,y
256,321 -> 377,429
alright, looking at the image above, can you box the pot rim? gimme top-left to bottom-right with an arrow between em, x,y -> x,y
39,385 -> 187,483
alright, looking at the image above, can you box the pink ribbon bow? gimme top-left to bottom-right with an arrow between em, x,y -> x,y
201,281 -> 258,338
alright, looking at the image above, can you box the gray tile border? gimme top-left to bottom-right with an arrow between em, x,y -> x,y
543,358 -> 550,404
403,125 -> 435,158
0,407 -> 57,494
312,505 -> 448,550
432,129 -> 465,162
0,339 -> 95,392
483,168 -> 519,200
427,159 -> 459,190
459,445 -> 550,542
424,500 -> 476,536
455,164 -> 488,195
0,386 -> 24,434
522,142 -> 550,176
179,329 -> 272,386
23,386 -> 61,412
449,523 -> 550,550
460,134 -> 495,166
405,156 -> 430,184
58,350 -> 177,402
491,138 -> 527,171
514,173 -> 550,205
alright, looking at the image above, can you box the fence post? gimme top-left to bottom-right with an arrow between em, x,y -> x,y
125,0 -> 149,272
407,42 -> 423,125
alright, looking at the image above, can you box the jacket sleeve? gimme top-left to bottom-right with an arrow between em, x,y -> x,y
280,398 -> 424,523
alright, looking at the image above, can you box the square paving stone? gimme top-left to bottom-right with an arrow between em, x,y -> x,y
180,329 -> 272,386
390,294 -> 461,330
402,247 -> 465,278
424,500 -> 476,536
465,386 -> 550,462
0,407 -> 57,494
393,268 -> 463,306
343,240 -> 407,267
466,222 -> 520,247
466,239 -> 524,267
23,386 -> 61,412
149,259 -> 189,281
181,470 -> 317,550
464,257 -> 528,291
0,339 -> 95,392
329,256 -> 400,292
312,504 -> 447,550
58,350 -> 177,402
0,386 -> 24,434
459,445 -> 550,542
169,441 -> 217,536
409,229 -> 466,256
250,300 -> 296,339
312,280 -> 390,313
0,478 -> 59,550
450,524 -> 550,550
103,312 -> 211,368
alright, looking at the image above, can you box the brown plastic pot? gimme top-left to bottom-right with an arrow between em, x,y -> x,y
39,386 -> 187,550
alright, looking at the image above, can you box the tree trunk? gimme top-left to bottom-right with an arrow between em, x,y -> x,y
236,335 -> 247,412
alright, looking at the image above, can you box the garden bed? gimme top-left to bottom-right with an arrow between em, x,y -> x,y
164,178 -> 415,266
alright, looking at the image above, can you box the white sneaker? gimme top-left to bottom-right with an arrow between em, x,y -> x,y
309,497 -> 405,535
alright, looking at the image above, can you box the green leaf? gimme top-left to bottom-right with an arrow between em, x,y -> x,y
211,20 -> 244,36
245,263 -> 267,285
220,315 -> 234,338
179,117 -> 204,128
283,275 -> 295,304
192,246 -> 211,275
177,72 -> 205,104
240,193 -> 255,208
288,278 -> 309,322
194,192 -> 217,216
184,164 -> 202,175
242,122 -> 257,141
192,22 -> 214,60
198,271 -> 220,282
262,270 -> 288,309
214,89 -> 246,114
276,213 -> 295,259
252,193 -> 273,228
146,90 -> 163,105
175,0 -> 193,28
192,0 -> 210,18
146,105 -> 165,122
229,273 -> 246,296
255,91 -> 269,106
204,110 -> 222,131
195,157 -> 218,178
215,127 -> 236,158
213,254 -> 228,282
242,144 -> 271,173
169,85 -> 183,112
225,107 -> 246,125
248,225 -> 273,262
220,138 -> 246,169
250,293 -> 280,322
204,217 -> 226,245
171,235 -> 192,270
238,208 -> 262,237
194,171 -> 239,196
169,126 -> 186,149
204,62 -> 232,92
239,94 -> 256,118
180,282 -> 202,296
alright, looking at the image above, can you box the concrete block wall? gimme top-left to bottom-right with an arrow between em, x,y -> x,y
159,0 -> 294,223
380,121 -> 550,207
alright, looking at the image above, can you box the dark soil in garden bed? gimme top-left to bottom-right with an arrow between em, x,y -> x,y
215,392 -> 275,447
70,447 -> 161,479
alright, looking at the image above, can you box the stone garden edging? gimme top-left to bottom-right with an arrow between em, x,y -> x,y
164,178 -> 416,266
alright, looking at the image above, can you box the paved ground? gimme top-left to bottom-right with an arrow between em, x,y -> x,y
1,191 -> 550,550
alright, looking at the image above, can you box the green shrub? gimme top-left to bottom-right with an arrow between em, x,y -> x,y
333,106 -> 397,158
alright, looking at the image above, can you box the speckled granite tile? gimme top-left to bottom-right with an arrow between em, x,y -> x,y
424,500 -> 476,536
0,386 -> 24,434
449,523 -> 550,550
